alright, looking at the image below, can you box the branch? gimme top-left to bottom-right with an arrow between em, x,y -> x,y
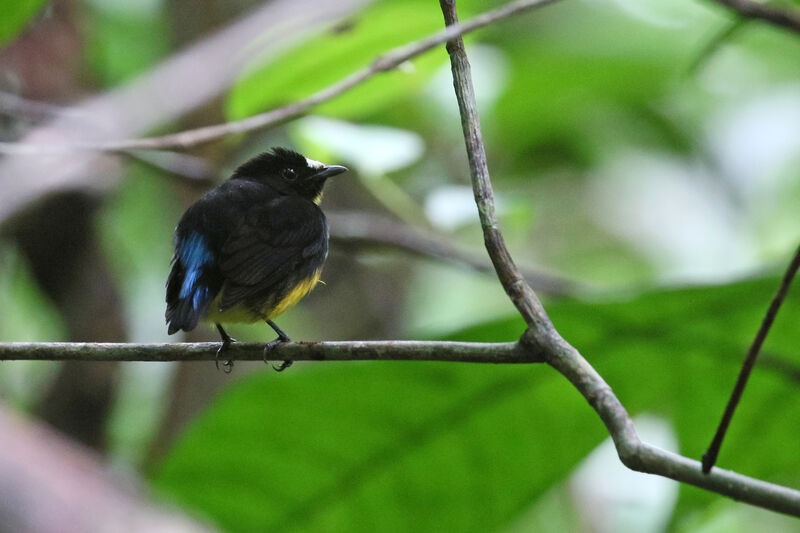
439,0 -> 800,517
0,341 -> 534,364
0,0 -> 560,155
1,338 -> 799,515
0,0 -> 371,227
0,91 -> 215,183
710,0 -> 800,35
328,211 -> 585,296
439,0 -> 551,330
702,243 -> 800,473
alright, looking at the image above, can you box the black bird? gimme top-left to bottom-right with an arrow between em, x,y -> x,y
165,148 -> 347,370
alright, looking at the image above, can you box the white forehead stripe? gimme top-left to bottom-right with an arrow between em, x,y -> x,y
305,157 -> 325,169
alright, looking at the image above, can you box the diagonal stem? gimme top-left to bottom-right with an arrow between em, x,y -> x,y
702,243 -> 800,473
0,0 -> 561,155
438,0 -> 550,331
439,0 -> 800,516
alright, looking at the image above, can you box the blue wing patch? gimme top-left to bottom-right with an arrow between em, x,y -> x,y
166,232 -> 216,334
179,232 -> 213,302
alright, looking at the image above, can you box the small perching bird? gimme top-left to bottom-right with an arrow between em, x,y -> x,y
165,148 -> 347,371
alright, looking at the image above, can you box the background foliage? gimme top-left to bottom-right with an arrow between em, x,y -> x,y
1,0 -> 799,531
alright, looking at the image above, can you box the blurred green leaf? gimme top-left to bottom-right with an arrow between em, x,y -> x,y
152,277 -> 800,530
0,0 -> 46,47
153,362 -> 599,532
84,1 -> 169,86
226,0 -> 457,122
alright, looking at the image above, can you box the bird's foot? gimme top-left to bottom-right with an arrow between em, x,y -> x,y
215,324 -> 236,373
216,340 -> 236,373
263,338 -> 292,371
263,322 -> 292,372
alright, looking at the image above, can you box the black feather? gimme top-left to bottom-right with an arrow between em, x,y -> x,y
165,147 -> 343,335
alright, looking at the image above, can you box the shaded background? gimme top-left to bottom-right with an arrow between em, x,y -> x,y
1,0 -> 799,531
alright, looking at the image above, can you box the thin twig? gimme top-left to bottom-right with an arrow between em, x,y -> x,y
0,0 -> 560,155
709,0 -> 800,35
440,0 -> 800,516
702,244 -> 800,473
328,211 -> 584,296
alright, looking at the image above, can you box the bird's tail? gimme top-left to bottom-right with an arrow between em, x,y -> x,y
166,297 -> 202,335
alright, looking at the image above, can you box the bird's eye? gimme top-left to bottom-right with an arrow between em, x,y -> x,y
282,168 -> 297,181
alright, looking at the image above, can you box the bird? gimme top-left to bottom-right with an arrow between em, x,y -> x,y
165,147 -> 347,371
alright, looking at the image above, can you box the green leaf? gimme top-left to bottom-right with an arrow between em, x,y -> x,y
83,2 -> 169,87
152,277 -> 800,530
226,0 -> 452,122
0,0 -> 47,47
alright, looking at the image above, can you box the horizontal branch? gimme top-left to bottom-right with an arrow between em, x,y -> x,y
0,341 -> 536,364
3,337 -> 800,515
0,0 -> 559,155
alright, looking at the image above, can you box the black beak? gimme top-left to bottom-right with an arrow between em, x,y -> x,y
313,164 -> 348,180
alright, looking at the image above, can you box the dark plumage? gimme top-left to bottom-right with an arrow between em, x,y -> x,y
165,148 -> 347,368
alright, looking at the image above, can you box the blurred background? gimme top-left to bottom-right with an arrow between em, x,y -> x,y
1,0 -> 799,531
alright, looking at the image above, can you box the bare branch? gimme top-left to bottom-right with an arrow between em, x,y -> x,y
702,243 -> 800,473
439,0 -> 552,331
521,327 -> 800,516
328,211 -> 584,296
710,0 -> 800,35
0,0 -> 370,227
439,0 -> 800,516
1,338 -> 800,514
0,0 -> 560,155
0,340 -> 534,364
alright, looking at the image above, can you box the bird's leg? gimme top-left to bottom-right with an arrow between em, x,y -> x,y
264,319 -> 292,371
215,323 -> 236,373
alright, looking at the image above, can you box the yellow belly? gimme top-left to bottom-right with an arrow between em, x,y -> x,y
203,270 -> 322,324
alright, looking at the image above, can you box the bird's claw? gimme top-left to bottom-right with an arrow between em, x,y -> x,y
272,360 -> 293,372
215,338 -> 236,374
263,336 -> 291,372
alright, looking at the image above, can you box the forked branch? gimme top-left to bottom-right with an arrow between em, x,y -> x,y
438,0 -> 800,517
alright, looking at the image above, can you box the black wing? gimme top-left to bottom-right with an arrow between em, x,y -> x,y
216,195 -> 328,313
165,181 -> 254,334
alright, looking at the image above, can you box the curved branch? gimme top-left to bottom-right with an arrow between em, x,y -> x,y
439,0 -> 800,517
710,0 -> 800,35
0,0 -> 560,155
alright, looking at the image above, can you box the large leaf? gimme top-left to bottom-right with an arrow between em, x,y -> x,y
0,0 -> 47,47
152,277 -> 800,531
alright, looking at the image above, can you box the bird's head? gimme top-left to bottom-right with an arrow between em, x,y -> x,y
231,147 -> 348,203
